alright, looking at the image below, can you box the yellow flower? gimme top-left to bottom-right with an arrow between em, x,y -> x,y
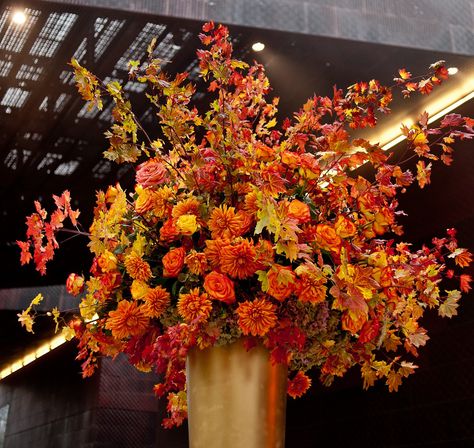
176,214 -> 199,235
131,280 -> 150,300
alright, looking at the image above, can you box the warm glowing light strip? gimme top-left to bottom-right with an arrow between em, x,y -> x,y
0,334 -> 67,381
381,90 -> 474,151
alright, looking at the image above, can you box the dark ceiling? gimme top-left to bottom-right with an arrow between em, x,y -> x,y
0,0 -> 472,292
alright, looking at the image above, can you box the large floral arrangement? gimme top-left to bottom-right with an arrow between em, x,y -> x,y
17,23 -> 473,427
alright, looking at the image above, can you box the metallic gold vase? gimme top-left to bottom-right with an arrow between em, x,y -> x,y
186,340 -> 288,448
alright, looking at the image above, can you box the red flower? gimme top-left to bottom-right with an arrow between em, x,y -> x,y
287,371 -> 311,398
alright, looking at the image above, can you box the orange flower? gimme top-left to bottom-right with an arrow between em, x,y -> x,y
243,191 -> 259,216
172,197 -> 201,219
237,297 -> 277,336
105,300 -> 148,340
162,247 -> 185,278
185,250 -> 208,276
208,204 -> 247,239
142,286 -> 170,318
295,263 -> 327,304
134,185 -> 156,214
288,199 -> 310,224
220,238 -> 257,279
153,186 -> 174,218
177,288 -> 212,322
267,265 -> 296,301
204,238 -> 229,269
66,273 -> 84,296
160,218 -> 179,243
124,252 -> 152,281
136,157 -> 169,187
334,215 -> 357,238
203,271 -> 236,304
287,371 -> 311,398
315,224 -> 341,252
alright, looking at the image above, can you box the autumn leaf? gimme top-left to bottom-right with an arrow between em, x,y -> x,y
17,310 -> 35,333
441,113 -> 464,128
361,362 -> 377,389
407,327 -> 429,348
398,68 -> 411,80
418,79 -> 433,95
460,274 -> 472,293
398,361 -> 417,378
386,370 -> 402,392
438,290 -> 461,318
416,160 -> 431,188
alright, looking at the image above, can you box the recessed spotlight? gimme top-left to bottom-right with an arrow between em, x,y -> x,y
447,67 -> 459,75
252,42 -> 265,52
12,10 -> 27,25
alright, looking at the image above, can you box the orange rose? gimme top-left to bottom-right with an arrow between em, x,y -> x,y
162,247 -> 185,278
315,224 -> 341,252
288,199 -> 311,224
203,271 -> 236,304
267,265 -> 295,301
334,215 -> 356,238
160,219 -> 179,243
66,273 -> 84,296
136,158 -> 169,188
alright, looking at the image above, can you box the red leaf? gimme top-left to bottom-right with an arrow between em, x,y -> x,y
460,274 -> 472,293
202,21 -> 214,32
441,113 -> 463,128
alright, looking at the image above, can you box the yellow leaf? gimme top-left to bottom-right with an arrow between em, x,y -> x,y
17,310 -> 35,333
61,326 -> 76,341
51,307 -> 60,333
31,293 -> 44,306
386,370 -> 402,392
132,233 -> 148,256
265,118 -> 277,129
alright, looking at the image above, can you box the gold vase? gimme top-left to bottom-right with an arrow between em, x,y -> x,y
186,340 -> 287,448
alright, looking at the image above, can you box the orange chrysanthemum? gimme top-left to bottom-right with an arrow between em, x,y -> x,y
204,238 -> 229,269
287,371 -> 311,398
236,297 -> 277,336
220,238 -> 257,279
172,197 -> 201,219
142,285 -> 170,318
185,250 -> 208,276
153,186 -> 174,218
124,252 -> 152,281
177,288 -> 212,323
105,300 -> 149,340
243,191 -> 259,216
208,204 -> 247,239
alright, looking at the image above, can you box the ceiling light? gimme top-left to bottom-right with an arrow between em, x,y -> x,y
252,42 -> 265,52
381,90 -> 474,151
447,67 -> 459,76
12,10 -> 27,25
0,333 -> 67,380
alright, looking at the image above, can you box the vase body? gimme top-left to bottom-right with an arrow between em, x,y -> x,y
186,340 -> 287,448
